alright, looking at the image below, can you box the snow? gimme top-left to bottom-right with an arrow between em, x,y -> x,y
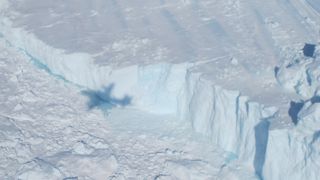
0,0 -> 320,179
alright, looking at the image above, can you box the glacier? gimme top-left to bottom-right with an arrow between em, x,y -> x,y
0,15 -> 279,179
266,43 -> 320,180
1,0 -> 320,179
264,101 -> 320,180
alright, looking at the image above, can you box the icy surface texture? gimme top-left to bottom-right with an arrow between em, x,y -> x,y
0,18 -> 186,113
266,45 -> 320,180
1,0 -> 320,179
276,45 -> 320,99
264,101 -> 320,180
0,13 -> 279,179
177,71 -> 277,164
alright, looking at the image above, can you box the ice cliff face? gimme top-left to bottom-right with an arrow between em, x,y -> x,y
5,11 -> 320,179
2,0 -> 320,178
264,45 -> 320,180
264,101 -> 320,180
0,17 -> 278,178
177,70 -> 277,165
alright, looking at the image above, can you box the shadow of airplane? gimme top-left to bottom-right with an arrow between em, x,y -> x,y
82,83 -> 132,113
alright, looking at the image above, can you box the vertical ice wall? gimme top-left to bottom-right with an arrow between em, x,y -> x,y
0,15 -> 278,178
177,71 -> 277,166
263,101 -> 320,180
263,45 -> 320,180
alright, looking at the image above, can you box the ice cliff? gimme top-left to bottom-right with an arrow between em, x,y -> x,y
264,44 -> 320,180
177,70 -> 277,166
264,101 -> 320,180
0,18 -> 278,178
4,15 -> 320,179
1,0 -> 320,179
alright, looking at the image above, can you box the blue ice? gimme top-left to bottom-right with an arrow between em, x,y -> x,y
254,120 -> 270,180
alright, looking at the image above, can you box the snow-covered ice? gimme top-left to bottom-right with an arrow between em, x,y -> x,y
0,0 -> 320,179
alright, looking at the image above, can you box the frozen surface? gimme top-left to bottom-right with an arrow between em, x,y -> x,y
0,0 -> 320,179
264,101 -> 320,180
307,0 -> 320,14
